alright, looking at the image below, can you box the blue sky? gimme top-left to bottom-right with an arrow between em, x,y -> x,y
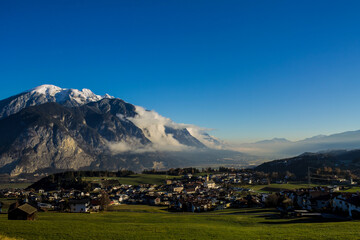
1,0 -> 360,142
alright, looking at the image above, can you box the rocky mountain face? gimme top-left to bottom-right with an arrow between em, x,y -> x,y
0,85 -> 245,176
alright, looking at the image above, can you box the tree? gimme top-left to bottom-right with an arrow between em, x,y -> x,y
99,190 -> 111,211
265,194 -> 280,207
280,197 -> 293,209
285,171 -> 296,180
271,172 -> 279,180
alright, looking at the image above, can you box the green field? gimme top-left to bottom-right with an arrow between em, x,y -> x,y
233,182 -> 323,193
340,186 -> 360,193
235,182 -> 359,193
241,183 -> 360,193
0,199 -> 18,214
0,206 -> 360,240
82,174 -> 182,185
0,183 -> 32,190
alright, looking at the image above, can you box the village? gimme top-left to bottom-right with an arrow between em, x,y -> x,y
1,171 -> 360,220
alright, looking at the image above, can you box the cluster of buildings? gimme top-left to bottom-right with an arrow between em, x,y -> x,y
1,172 -> 359,219
279,187 -> 360,218
0,173 -> 270,214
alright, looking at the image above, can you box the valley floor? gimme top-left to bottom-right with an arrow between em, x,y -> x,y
0,206 -> 359,240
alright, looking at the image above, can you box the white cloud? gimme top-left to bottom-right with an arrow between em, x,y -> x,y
186,127 -> 225,149
126,106 -> 185,149
107,106 -> 225,154
107,137 -> 151,154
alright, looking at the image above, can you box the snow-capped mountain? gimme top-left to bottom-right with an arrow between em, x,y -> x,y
0,85 -> 242,176
0,84 -> 221,150
0,84 -> 114,119
29,84 -> 114,104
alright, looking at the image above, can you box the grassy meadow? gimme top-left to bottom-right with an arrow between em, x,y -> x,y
0,206 -> 360,240
0,183 -> 31,190
241,182 -> 326,193
237,182 -> 360,193
82,174 -> 182,185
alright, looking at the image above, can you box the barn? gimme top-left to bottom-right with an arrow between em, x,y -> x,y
8,203 -> 37,220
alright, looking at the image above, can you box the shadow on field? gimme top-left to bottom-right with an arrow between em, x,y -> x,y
258,215 -> 351,224
227,209 -> 276,215
121,176 -> 137,179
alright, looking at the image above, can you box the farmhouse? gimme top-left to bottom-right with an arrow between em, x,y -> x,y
69,199 -> 90,213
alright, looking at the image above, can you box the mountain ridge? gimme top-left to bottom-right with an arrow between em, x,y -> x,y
0,84 -> 114,119
254,149 -> 360,178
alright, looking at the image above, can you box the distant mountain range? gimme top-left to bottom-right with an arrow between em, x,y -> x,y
0,85 -> 250,176
237,131 -> 360,159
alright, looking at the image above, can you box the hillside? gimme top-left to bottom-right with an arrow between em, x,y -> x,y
255,149 -> 360,178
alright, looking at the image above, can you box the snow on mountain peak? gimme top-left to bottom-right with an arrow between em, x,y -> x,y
0,84 -> 116,119
27,84 -> 114,104
29,84 -> 63,96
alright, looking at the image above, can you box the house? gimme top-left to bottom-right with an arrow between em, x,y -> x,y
69,199 -> 90,213
184,188 -> 196,194
8,203 -> 37,220
204,180 -> 216,189
333,194 -> 360,217
90,199 -> 101,211
109,199 -> 120,206
185,174 -> 193,179
118,194 -> 129,203
312,194 -> 331,210
172,185 -> 184,193
37,202 -> 54,211
149,197 -> 161,205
